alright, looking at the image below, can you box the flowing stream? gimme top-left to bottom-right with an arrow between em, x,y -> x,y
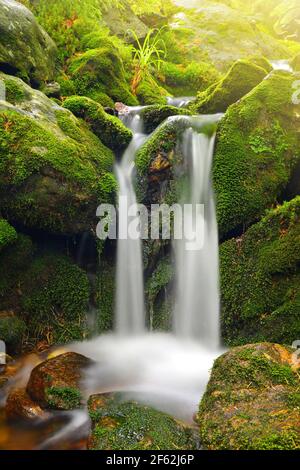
0,104 -> 225,448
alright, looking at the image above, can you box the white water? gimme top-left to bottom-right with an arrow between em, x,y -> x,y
115,108 -> 147,334
70,109 -> 224,422
23,107 -> 226,447
167,96 -> 195,108
271,60 -> 293,72
173,115 -> 222,348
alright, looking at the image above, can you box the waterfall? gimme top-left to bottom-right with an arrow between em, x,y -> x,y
115,108 -> 147,335
173,115 -> 222,348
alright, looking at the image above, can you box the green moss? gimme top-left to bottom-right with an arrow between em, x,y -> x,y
21,254 -> 90,345
291,53 -> 300,71
0,220 -> 17,252
63,95 -> 132,152
136,79 -> 168,106
198,343 -> 300,450
192,60 -> 267,114
96,259 -> 115,333
220,197 -> 300,346
214,71 -> 300,237
0,76 -> 116,234
141,105 -> 191,134
159,61 -> 220,97
68,46 -> 138,106
88,394 -> 196,450
46,386 -> 82,410
3,77 -> 27,104
0,316 -> 26,352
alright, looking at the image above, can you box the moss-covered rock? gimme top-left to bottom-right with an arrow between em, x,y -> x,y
192,60 -> 268,114
198,343 -> 300,450
0,0 -> 57,85
63,95 -> 132,153
136,79 -> 168,106
27,352 -> 92,410
0,73 -> 116,235
141,105 -> 192,134
0,314 -> 26,353
88,393 -> 197,450
214,71 -> 300,236
68,45 -> 138,106
96,258 -> 115,333
159,61 -> 220,97
220,197 -> 300,346
0,233 -> 91,346
0,219 -> 17,252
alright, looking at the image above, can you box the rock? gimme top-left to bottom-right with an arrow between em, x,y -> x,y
102,3 -> 149,42
0,237 -> 91,347
42,82 -> 61,99
213,70 -> 300,236
136,79 -> 169,106
63,96 -> 132,153
220,197 -> 300,346
192,60 -> 268,114
68,41 -> 138,106
27,352 -> 92,410
0,0 -> 57,85
0,219 -> 17,252
198,343 -> 300,450
0,313 -> 26,353
0,73 -> 116,235
141,105 -> 192,134
5,388 -> 46,421
104,107 -> 118,117
87,393 -> 197,450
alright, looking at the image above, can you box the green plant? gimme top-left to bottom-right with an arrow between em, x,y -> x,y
130,28 -> 166,96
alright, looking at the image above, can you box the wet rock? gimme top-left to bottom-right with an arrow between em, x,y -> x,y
42,82 -> 61,99
27,352 -> 92,410
0,73 -> 116,235
192,59 -> 268,114
5,388 -> 46,421
198,343 -> 300,450
220,197 -> 300,345
0,0 -> 57,85
87,393 -> 197,450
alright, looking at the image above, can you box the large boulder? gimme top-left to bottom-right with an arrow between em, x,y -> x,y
27,352 -> 92,410
0,0 -> 57,85
87,393 -> 197,450
214,71 -> 300,237
192,60 -> 268,114
0,73 -> 116,235
220,197 -> 300,346
198,343 -> 300,450
141,105 -> 192,134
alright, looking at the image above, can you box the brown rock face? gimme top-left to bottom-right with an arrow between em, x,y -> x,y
5,388 -> 46,421
26,352 -> 92,410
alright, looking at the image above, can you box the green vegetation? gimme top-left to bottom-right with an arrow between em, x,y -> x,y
0,220 -> 17,252
220,197 -> 300,346
192,60 -> 268,114
63,96 -> 132,152
213,71 -> 300,236
46,386 -> 82,410
198,343 -> 300,450
88,394 -> 196,450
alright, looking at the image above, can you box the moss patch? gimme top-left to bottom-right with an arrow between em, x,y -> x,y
88,393 -> 197,450
198,343 -> 300,450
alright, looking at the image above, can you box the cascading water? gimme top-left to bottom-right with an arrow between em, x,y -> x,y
115,108 -> 147,334
173,115 -> 222,348
0,104 -> 225,449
